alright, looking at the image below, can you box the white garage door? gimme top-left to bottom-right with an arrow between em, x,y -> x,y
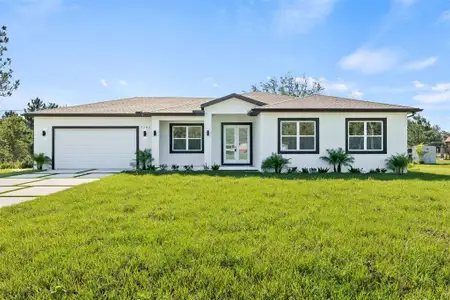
54,127 -> 138,169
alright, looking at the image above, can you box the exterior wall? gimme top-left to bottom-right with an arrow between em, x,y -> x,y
210,114 -> 256,166
159,121 -> 204,167
34,116 -> 152,169
34,109 -> 409,172
258,112 -> 408,171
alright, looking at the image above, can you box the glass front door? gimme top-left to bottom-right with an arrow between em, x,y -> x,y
223,124 -> 250,164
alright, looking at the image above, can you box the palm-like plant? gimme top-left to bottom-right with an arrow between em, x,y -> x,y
33,153 -> 52,170
130,149 -> 154,170
386,153 -> 409,174
261,153 -> 291,173
320,148 -> 355,173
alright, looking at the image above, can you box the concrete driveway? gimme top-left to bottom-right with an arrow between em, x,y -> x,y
0,169 -> 120,208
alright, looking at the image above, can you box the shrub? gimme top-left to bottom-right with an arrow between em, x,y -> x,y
159,164 -> 168,171
130,149 -> 154,170
386,153 -> 409,174
32,153 -> 52,170
348,166 -> 362,173
301,167 -> 309,174
287,167 -> 298,173
211,164 -> 220,171
415,144 -> 427,163
261,153 -> 290,173
320,148 -> 355,173
171,164 -> 179,171
184,164 -> 194,171
203,163 -> 210,171
309,168 -> 317,173
317,167 -> 329,173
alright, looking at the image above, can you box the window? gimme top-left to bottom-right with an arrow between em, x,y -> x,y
170,124 -> 204,153
346,119 -> 386,154
278,118 -> 319,154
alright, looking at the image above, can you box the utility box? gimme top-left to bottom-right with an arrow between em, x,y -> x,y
412,145 -> 436,164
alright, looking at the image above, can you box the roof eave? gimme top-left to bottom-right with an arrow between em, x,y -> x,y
25,111 -> 206,117
248,107 -> 423,115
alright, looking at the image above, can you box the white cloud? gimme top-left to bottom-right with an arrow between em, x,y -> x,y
413,80 -> 426,88
431,82 -> 450,92
350,90 -> 364,98
402,56 -> 437,71
339,48 -> 400,75
100,79 -> 109,87
118,80 -> 128,86
439,10 -> 450,21
413,91 -> 450,104
275,0 -> 336,34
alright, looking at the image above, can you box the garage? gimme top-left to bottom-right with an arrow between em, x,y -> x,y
52,126 -> 138,169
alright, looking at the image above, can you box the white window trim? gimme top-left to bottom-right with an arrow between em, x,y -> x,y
171,125 -> 203,152
348,121 -> 384,151
280,121 -> 316,152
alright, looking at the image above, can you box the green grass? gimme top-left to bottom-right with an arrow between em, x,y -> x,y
0,166 -> 449,298
0,168 -> 34,178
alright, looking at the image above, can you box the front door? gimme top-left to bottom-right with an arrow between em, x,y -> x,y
223,124 -> 251,165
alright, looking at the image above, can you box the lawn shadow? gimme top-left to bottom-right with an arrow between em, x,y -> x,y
123,170 -> 450,182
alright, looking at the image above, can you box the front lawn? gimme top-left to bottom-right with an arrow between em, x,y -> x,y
0,166 -> 449,298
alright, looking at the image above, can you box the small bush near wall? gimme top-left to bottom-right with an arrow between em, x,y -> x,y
348,166 -> 362,174
32,153 -> 52,170
203,164 -> 210,171
184,164 -> 194,171
211,164 -> 220,171
261,153 -> 290,174
320,148 -> 355,173
287,167 -> 297,173
171,164 -> 179,171
386,153 -> 409,174
159,164 -> 168,171
130,149 -> 154,170
317,167 -> 329,173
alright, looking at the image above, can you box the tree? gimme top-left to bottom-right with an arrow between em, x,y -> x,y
407,114 -> 442,147
1,110 -> 18,118
251,73 -> 324,97
0,26 -> 20,98
24,97 -> 59,129
0,115 -> 31,164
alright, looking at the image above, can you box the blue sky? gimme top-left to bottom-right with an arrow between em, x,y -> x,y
0,0 -> 449,129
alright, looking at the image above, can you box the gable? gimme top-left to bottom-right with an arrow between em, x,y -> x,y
202,95 -> 263,114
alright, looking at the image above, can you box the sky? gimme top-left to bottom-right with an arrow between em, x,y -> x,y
0,0 -> 449,129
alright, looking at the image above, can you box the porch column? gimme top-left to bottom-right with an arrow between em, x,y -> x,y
151,117 -> 160,166
204,112 -> 212,166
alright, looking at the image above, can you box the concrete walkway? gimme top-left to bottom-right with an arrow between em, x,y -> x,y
0,169 -> 120,208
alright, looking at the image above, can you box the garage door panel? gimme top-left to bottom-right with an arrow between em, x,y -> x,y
54,128 -> 137,169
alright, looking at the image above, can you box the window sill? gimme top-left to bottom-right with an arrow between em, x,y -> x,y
170,150 -> 204,154
346,150 -> 387,154
278,150 -> 319,154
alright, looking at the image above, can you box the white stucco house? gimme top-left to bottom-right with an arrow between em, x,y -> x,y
26,92 -> 422,171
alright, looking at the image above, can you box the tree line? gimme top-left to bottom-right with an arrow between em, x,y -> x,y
0,98 -> 59,168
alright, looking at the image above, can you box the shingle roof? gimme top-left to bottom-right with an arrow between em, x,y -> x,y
25,92 -> 421,116
249,94 -> 422,113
